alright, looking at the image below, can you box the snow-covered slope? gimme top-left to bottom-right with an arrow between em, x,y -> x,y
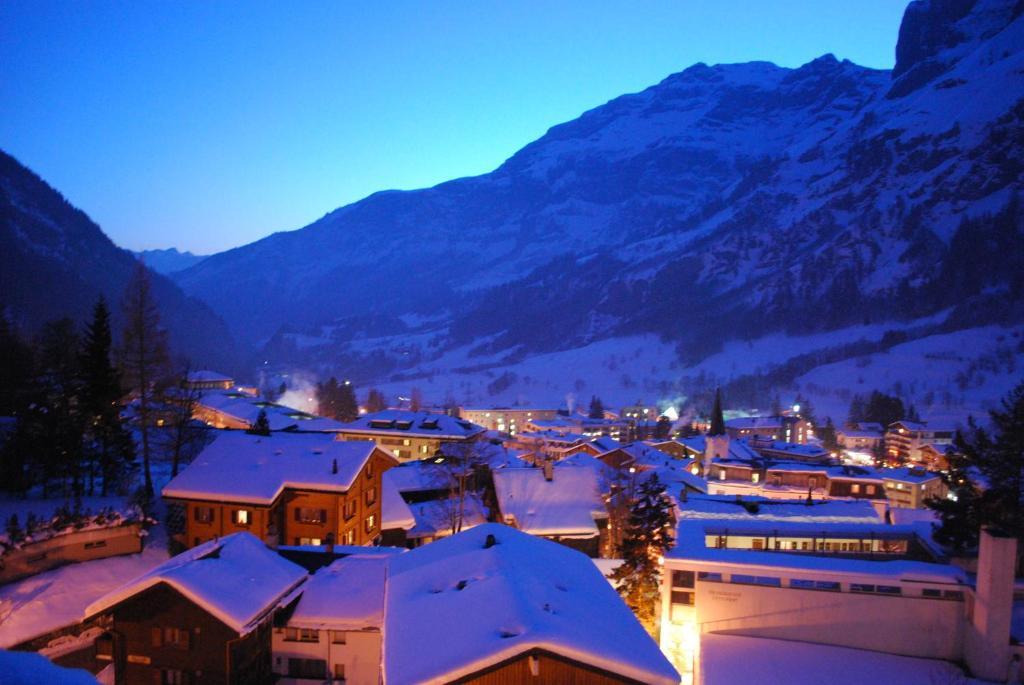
173,0 -> 1024,414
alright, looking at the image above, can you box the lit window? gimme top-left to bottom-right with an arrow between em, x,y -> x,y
365,514 -> 376,533
235,509 -> 250,525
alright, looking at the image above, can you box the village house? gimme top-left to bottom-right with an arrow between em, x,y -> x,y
885,420 -> 956,464
660,496 -> 1018,683
183,370 -> 235,392
335,410 -> 485,461
492,463 -> 609,557
525,415 -> 629,441
381,524 -> 680,684
84,533 -> 308,685
836,426 -> 885,452
272,554 -> 391,684
192,391 -> 345,432
457,407 -> 559,435
725,415 -> 812,444
162,432 -> 397,551
882,466 -> 947,509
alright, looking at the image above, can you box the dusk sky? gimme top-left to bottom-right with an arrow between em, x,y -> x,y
0,1 -> 906,254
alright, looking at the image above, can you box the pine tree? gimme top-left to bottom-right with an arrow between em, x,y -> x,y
37,318 -> 88,497
316,377 -> 341,419
929,382 -> 1024,551
248,409 -> 271,436
610,474 -> 674,636
365,389 -> 387,413
654,415 -> 672,440
847,394 -> 865,426
708,388 -> 726,436
81,297 -> 135,495
337,381 -> 358,422
588,395 -> 605,419
121,262 -> 169,496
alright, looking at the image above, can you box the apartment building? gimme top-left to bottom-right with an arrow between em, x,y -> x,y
336,410 -> 485,461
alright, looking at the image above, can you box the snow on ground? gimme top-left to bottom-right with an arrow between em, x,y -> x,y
682,313 -> 950,382
0,649 -> 100,683
795,325 -> 1024,424
0,523 -> 169,647
376,334 -> 683,409
699,634 -> 979,685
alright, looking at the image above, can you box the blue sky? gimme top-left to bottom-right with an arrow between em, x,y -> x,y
0,1 -> 907,254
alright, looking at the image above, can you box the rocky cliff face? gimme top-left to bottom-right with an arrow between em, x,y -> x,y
172,0 -> 1024,396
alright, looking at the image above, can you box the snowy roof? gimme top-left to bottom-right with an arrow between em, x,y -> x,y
754,440 -> 829,459
880,466 -> 943,484
197,392 -> 344,432
493,466 -> 606,537
589,435 -> 622,453
514,429 -> 587,444
837,428 -> 883,439
85,533 -> 307,634
382,460 -> 447,494
339,410 -> 485,440
406,494 -> 489,540
381,472 -> 416,531
382,524 -> 679,685
163,432 -> 389,505
675,495 -> 883,524
283,555 -> 388,630
726,416 -> 783,430
186,370 -> 234,383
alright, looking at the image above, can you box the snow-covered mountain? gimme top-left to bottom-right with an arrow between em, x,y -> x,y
0,150 -> 238,370
173,0 -> 1024,416
135,248 -> 207,275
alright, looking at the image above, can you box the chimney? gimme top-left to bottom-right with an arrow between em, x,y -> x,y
484,533 -> 497,549
543,461 -> 554,482
965,527 -> 1017,680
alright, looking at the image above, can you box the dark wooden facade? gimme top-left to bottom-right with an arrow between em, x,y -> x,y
167,449 -> 396,551
97,581 -> 274,685
453,649 -> 648,684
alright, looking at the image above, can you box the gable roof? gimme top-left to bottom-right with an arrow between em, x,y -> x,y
493,467 -> 606,537
162,432 -> 390,505
283,555 -> 389,630
196,391 -> 345,432
84,533 -> 307,634
339,410 -> 485,440
382,524 -> 679,685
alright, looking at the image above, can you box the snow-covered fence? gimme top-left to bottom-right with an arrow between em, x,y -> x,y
0,509 -> 148,585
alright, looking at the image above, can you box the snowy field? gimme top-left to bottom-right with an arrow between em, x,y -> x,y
375,334 -> 684,409
795,324 -> 1024,424
700,634 -> 979,685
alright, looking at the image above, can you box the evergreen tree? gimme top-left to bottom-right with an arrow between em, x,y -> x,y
610,474 -> 674,636
316,377 -> 341,419
588,395 -> 605,419
770,395 -> 782,416
248,409 -> 272,436
847,394 -> 866,426
365,389 -> 387,413
0,316 -> 36,492
36,319 -> 86,497
80,297 -> 135,495
864,390 -> 905,429
794,394 -> 816,427
820,417 -> 839,452
708,388 -> 726,436
929,382 -> 1024,549
121,262 -> 170,496
337,381 -> 358,422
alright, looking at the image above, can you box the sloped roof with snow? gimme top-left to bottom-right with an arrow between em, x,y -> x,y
382,524 -> 679,685
197,392 -> 345,432
339,410 -> 485,439
407,494 -> 489,540
381,472 -> 416,531
85,533 -> 307,634
727,416 -> 783,430
284,555 -> 388,630
493,466 -> 605,537
162,432 -> 388,505
186,370 -> 234,384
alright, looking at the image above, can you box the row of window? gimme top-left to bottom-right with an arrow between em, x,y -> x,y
151,626 -> 191,650
672,569 -> 965,600
709,536 -> 904,554
282,627 -> 347,643
193,494 -> 376,528
284,657 -> 346,680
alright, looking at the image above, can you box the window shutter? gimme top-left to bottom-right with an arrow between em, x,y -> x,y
319,509 -> 327,524
294,508 -> 300,522
151,627 -> 162,647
